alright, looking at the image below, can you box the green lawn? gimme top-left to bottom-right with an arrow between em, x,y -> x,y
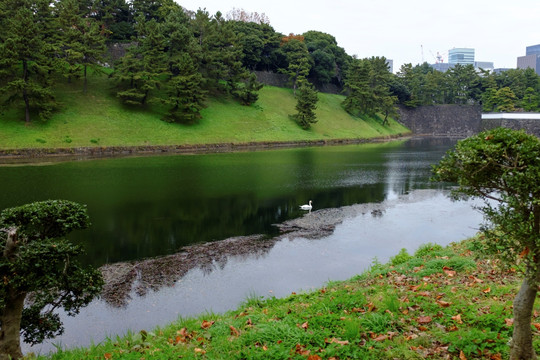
38,239 -> 537,360
0,75 -> 410,150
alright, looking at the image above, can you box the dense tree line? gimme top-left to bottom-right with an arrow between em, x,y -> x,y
393,62 -> 540,112
1,0 -> 539,128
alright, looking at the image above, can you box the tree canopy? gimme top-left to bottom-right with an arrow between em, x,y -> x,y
433,128 -> 540,359
2,1 -> 540,125
0,200 -> 103,360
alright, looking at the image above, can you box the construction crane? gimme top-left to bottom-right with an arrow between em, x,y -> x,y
429,50 -> 445,64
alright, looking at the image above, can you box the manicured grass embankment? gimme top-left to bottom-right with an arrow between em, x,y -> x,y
0,74 -> 410,151
37,239 -> 539,360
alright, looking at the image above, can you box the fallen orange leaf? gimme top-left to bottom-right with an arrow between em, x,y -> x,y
325,337 -> 350,345
452,314 -> 463,324
436,300 -> 451,307
230,325 -> 240,336
533,323 -> 540,331
294,344 -> 310,356
483,287 -> 491,293
201,320 -> 215,329
460,350 -> 467,360
308,355 -> 322,360
373,334 -> 388,342
519,247 -> 530,258
104,353 -> 112,359
443,266 -> 456,277
417,316 -> 432,324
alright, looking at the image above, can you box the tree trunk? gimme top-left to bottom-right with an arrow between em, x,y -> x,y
22,59 -> 30,123
0,229 -> 25,360
510,276 -> 538,360
83,65 -> 88,94
0,289 -> 26,360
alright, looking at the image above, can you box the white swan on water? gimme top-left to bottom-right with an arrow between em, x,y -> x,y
299,200 -> 312,210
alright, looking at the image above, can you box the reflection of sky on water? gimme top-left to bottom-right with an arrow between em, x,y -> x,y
26,189 -> 482,355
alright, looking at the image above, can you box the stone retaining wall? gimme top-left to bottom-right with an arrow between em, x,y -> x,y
481,118 -> 540,137
397,104 -> 482,137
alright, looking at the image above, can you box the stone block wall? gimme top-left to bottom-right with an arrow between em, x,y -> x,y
480,118 -> 540,137
397,104 -> 482,137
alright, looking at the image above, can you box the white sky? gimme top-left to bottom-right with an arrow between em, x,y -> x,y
176,0 -> 540,72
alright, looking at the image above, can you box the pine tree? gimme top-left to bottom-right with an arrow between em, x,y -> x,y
232,73 -> 264,106
494,87 -> 517,112
521,87 -> 539,112
162,54 -> 206,123
343,58 -> 372,115
291,80 -> 318,129
160,7 -> 206,123
0,0 -> 59,122
56,0 -> 108,93
280,37 -> 311,95
114,17 -> 167,105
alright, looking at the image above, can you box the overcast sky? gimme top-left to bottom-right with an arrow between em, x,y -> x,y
177,0 -> 540,72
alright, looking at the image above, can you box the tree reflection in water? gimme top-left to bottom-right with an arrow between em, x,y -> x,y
99,201 -> 388,307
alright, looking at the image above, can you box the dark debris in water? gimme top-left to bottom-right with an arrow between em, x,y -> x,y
99,202 -> 387,308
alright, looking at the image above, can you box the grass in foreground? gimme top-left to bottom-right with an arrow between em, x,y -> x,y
36,239 -> 540,360
0,74 -> 410,150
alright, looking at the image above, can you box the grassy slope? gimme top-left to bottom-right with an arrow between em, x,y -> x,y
40,239 -> 540,360
0,75 -> 410,150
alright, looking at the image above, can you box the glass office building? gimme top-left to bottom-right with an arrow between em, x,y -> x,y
526,44 -> 540,56
448,48 -> 475,65
518,44 -> 540,75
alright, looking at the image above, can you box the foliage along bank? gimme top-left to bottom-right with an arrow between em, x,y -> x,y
36,239 -> 537,360
2,0 -> 540,135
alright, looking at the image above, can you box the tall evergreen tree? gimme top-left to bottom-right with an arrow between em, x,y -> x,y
0,0 -> 59,122
56,0 -> 108,93
161,7 -> 206,123
91,0 -> 134,41
130,0 -> 178,22
522,87 -> 539,112
343,57 -> 396,122
494,87 -> 517,112
113,17 -> 167,105
232,72 -> 263,106
368,56 -> 397,119
280,37 -> 311,95
342,58 -> 372,115
162,54 -> 206,123
291,80 -> 318,129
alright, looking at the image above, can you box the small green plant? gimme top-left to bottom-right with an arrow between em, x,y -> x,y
360,312 -> 394,333
390,248 -> 411,265
64,136 -> 72,143
90,138 -> 100,144
342,319 -> 361,341
382,291 -> 400,313
35,138 -> 47,144
414,242 -> 444,257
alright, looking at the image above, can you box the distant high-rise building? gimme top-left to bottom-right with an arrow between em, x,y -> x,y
430,63 -> 453,72
386,59 -> 393,73
526,44 -> 540,55
474,61 -> 494,71
517,44 -> 540,75
448,48 -> 475,65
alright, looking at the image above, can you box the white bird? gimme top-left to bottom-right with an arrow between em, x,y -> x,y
299,200 -> 313,210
